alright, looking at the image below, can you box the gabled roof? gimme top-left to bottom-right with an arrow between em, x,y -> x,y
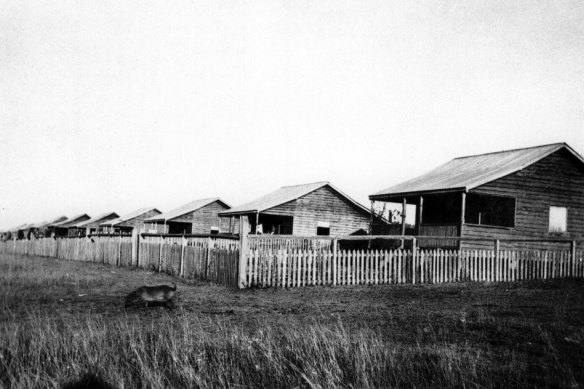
11,223 -> 33,233
145,198 -> 229,223
100,207 -> 161,226
219,181 -> 371,216
370,143 -> 584,200
51,214 -> 91,228
34,216 -> 68,229
72,212 -> 119,228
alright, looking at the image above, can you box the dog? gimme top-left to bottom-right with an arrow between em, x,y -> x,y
125,282 -> 177,308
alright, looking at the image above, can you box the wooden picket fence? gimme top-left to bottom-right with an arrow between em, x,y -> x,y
240,247 -> 584,288
138,236 -> 239,286
0,235 -> 240,287
2,232 -> 584,289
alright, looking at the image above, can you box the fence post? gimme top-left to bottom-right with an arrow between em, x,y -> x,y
131,230 -> 139,267
180,236 -> 187,277
333,238 -> 338,286
238,216 -> 250,289
412,238 -> 417,284
571,241 -> 576,277
117,235 -> 122,266
494,240 -> 500,281
158,237 -> 164,272
205,236 -> 213,279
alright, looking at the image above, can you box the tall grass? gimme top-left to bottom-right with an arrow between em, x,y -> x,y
1,311 -> 532,388
0,253 -> 582,388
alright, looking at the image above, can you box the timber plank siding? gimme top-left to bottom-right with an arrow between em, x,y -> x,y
462,149 -> 584,250
189,201 -> 230,234
220,182 -> 373,236
167,201 -> 230,234
118,209 -> 162,230
267,185 -> 370,236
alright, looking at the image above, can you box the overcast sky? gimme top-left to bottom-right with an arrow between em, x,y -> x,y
1,0 -> 583,229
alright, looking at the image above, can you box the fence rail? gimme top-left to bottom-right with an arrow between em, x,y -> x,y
1,227 -> 583,289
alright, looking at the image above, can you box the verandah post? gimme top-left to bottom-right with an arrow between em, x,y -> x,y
238,216 -> 250,289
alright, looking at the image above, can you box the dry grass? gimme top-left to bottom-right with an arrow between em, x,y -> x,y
1,253 -> 583,388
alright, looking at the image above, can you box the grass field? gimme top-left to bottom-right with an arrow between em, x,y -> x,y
1,253 -> 583,388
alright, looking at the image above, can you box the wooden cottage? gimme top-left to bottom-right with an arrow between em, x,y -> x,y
219,181 -> 372,236
144,198 -> 230,234
49,214 -> 91,238
30,216 -> 68,239
7,223 -> 32,240
369,143 -> 584,249
68,212 -> 119,237
100,207 -> 162,234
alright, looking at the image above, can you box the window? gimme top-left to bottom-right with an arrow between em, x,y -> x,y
549,206 -> 567,233
317,221 -> 330,236
210,226 -> 219,235
465,194 -> 515,228
422,193 -> 461,225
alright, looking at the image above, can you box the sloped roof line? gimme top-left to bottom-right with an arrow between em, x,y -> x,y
72,212 -> 119,228
219,181 -> 371,216
33,215 -> 68,229
145,198 -> 229,223
219,182 -> 329,215
100,207 -> 161,226
101,217 -> 123,226
51,214 -> 90,227
370,143 -> 584,199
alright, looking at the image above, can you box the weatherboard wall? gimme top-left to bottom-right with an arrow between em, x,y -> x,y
189,201 -> 231,234
462,148 -> 584,250
117,209 -> 162,232
265,185 -> 370,236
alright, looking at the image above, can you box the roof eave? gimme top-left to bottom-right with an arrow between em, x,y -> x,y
369,187 -> 466,201
219,209 -> 259,217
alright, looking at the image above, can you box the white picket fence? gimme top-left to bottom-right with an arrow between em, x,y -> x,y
2,234 -> 584,289
241,248 -> 584,288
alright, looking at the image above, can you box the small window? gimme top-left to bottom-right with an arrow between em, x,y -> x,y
210,226 -> 219,235
317,221 -> 330,236
549,206 -> 567,233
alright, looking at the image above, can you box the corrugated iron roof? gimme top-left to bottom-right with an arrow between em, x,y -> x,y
370,143 -> 584,199
34,216 -> 67,229
100,207 -> 160,226
11,223 -> 33,233
100,217 -> 122,226
51,214 -> 90,228
220,181 -> 371,216
145,198 -> 228,223
73,212 -> 119,228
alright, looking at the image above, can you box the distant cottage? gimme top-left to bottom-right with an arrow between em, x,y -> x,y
100,207 -> 162,234
219,181 -> 372,236
29,216 -> 68,239
49,214 -> 91,238
144,198 -> 230,234
68,212 -> 119,237
369,143 -> 584,249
